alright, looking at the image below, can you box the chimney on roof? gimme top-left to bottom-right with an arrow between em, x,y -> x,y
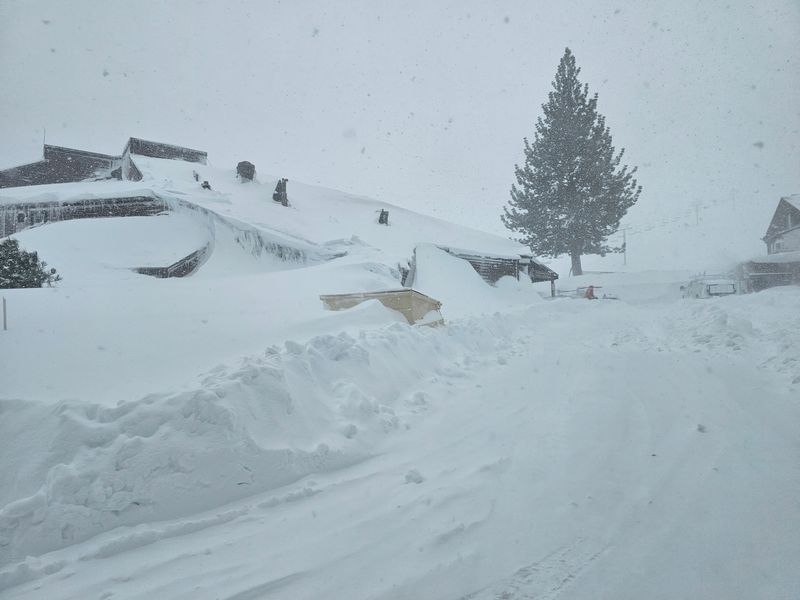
237,161 -> 255,182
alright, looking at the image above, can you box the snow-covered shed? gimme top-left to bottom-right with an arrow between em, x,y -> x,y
402,245 -> 559,295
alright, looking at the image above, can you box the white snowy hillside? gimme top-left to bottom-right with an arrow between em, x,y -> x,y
1,152 -> 799,600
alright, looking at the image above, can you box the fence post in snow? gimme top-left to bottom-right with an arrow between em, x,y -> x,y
2,297 -> 6,331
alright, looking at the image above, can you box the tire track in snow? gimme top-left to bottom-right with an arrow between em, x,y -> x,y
462,538 -> 607,600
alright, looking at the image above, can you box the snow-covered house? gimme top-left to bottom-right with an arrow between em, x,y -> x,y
0,137 -> 206,236
739,195 -> 800,291
435,246 -> 558,287
0,194 -> 168,238
0,137 -> 206,189
400,244 -> 559,296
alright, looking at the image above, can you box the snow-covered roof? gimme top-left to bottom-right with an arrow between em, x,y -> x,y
690,278 -> 736,285
1,153 -> 535,265
748,249 -> 800,264
783,195 -> 800,212
128,155 -> 534,262
0,181 -> 159,206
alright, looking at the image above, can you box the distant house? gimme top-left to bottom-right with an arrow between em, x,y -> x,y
762,195 -> 800,254
739,195 -> 800,291
0,137 -> 207,189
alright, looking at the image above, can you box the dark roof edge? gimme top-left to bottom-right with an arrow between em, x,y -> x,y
127,137 -> 207,157
44,144 -> 118,161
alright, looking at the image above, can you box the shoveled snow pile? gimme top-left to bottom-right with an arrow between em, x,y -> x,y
10,214 -> 211,281
0,312 -> 516,570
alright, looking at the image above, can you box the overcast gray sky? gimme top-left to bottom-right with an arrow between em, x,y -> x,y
1,0 -> 798,258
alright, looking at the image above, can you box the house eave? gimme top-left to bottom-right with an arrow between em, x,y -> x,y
763,223 -> 800,244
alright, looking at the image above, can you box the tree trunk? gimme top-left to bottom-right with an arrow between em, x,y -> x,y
571,253 -> 583,276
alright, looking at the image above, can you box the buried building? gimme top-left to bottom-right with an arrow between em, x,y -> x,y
0,137 -> 207,237
0,137 -> 207,190
401,245 -> 559,296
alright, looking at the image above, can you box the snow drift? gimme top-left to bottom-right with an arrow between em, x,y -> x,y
0,313 -> 518,568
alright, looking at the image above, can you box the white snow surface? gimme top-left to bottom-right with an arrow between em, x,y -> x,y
749,249 -> 800,264
1,165 -> 799,599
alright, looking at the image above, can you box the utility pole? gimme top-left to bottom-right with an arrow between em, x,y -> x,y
691,201 -> 701,226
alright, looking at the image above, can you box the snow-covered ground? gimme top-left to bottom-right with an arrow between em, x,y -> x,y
1,161 -> 799,599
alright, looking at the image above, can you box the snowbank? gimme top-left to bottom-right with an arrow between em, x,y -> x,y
5,284 -> 796,570
10,214 -> 211,282
0,312 -> 517,567
2,285 -> 798,598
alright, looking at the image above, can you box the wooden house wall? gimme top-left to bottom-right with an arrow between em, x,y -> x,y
435,248 -> 520,284
769,227 -> 800,254
445,251 -> 557,285
134,243 -> 211,279
458,254 -> 520,284
740,260 -> 800,291
0,196 -> 167,238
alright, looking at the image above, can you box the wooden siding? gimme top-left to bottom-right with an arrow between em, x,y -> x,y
1,195 -> 167,237
126,138 -> 207,164
455,252 -> 521,284
439,247 -> 558,285
134,244 -> 211,279
740,259 -> 800,291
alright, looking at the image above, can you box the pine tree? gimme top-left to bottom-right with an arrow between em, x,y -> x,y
0,238 -> 62,289
502,48 -> 641,276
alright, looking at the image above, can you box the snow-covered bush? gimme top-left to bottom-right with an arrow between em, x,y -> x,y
0,238 -> 62,288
